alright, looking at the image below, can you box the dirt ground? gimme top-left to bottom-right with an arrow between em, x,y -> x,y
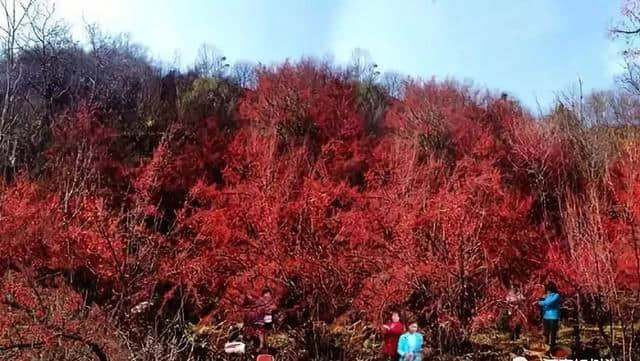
464,324 -> 621,361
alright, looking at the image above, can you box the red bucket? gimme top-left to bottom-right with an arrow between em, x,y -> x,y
549,346 -> 572,360
257,354 -> 274,361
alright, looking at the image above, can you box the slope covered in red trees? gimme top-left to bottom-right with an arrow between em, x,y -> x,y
1,61 -> 640,360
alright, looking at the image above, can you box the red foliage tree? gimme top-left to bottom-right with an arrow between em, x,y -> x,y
2,60 -> 640,360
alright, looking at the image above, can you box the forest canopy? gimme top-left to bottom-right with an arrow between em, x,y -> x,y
2,1 -> 640,361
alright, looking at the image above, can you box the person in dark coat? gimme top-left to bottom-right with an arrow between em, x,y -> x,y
245,288 -> 277,351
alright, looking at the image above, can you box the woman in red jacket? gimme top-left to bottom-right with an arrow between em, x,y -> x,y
381,311 -> 405,361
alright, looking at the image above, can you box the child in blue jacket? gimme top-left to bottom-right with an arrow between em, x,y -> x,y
538,282 -> 561,350
397,321 -> 423,361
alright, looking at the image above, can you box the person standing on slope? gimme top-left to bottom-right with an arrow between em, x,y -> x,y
537,282 -> 561,351
245,288 -> 277,351
505,281 -> 526,341
381,311 -> 405,361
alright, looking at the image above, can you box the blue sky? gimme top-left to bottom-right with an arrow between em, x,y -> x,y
57,0 -> 625,112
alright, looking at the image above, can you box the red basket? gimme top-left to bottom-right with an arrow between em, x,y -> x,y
257,354 -> 274,361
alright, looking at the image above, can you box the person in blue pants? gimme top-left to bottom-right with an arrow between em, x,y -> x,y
397,321 -> 423,361
538,282 -> 561,350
